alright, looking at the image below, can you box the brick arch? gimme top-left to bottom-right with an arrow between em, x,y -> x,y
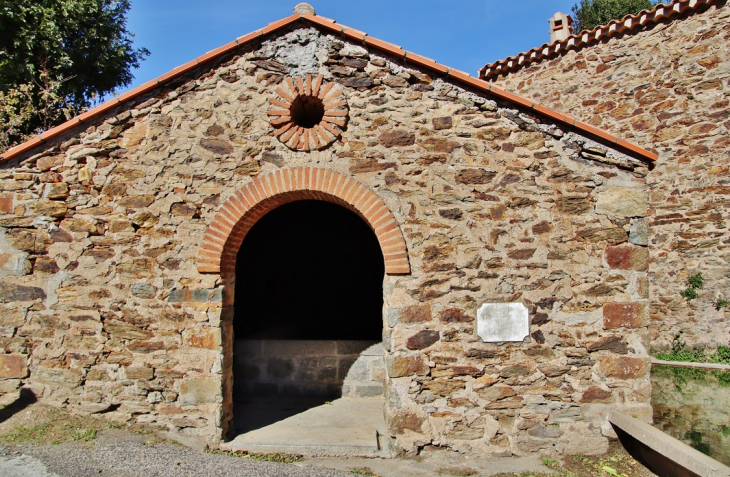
197,167 -> 410,276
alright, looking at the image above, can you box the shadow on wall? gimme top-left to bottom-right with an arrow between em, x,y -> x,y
232,340 -> 384,434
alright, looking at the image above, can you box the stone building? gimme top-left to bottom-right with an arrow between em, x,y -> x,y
483,0 -> 730,351
0,2 -> 665,456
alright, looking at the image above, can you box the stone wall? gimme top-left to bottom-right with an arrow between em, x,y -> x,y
233,340 -> 383,398
488,1 -> 730,351
0,24 -> 652,455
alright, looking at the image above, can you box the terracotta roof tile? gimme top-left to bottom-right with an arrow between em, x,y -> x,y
0,9 -> 658,164
479,0 -> 718,80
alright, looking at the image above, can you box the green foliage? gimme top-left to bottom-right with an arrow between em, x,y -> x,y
708,345 -> 730,365
680,287 -> 698,302
571,0 -> 657,32
715,297 -> 730,311
680,272 -> 704,302
688,273 -> 705,290
0,0 -> 148,149
0,74 -> 80,151
655,330 -> 730,365
2,423 -> 52,443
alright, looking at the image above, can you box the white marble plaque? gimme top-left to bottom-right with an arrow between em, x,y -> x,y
477,302 -> 529,343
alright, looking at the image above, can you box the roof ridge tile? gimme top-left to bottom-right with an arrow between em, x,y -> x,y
479,0 -> 718,80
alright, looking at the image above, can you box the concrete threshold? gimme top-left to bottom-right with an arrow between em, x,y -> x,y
652,358 -> 730,371
608,411 -> 730,477
223,397 -> 390,458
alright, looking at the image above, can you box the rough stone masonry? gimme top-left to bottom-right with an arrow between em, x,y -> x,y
488,1 -> 730,352
0,19 -> 654,456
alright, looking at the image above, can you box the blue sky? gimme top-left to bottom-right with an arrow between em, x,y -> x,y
122,1 -> 578,94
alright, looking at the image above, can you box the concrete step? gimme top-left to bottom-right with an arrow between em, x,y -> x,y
223,397 -> 391,458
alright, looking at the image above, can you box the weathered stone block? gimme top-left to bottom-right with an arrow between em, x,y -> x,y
603,302 -> 648,329
36,155 -> 64,171
379,130 -> 414,147
130,284 -> 156,299
127,340 -> 165,353
605,246 -> 648,271
478,385 -> 516,402
598,356 -> 650,379
406,330 -> 439,350
0,283 -> 46,303
439,308 -> 472,323
179,377 -> 220,406
116,258 -> 155,278
386,303 -> 431,327
31,200 -> 67,218
0,193 -> 13,213
45,182 -> 69,200
629,218 -> 648,246
422,378 -> 467,396
580,386 -> 613,403
33,256 -> 59,274
595,187 -> 647,218
101,183 -> 127,196
118,195 -> 155,208
0,354 -> 28,379
124,366 -> 154,380
183,328 -> 220,350
389,410 -> 425,434
587,335 -> 628,354
455,169 -> 496,184
432,117 -> 453,130
386,353 -> 427,377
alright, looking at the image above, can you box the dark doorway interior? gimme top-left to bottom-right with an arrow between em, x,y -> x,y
232,200 -> 385,435
234,200 -> 384,340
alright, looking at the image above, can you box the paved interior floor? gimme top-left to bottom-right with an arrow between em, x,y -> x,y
225,397 -> 388,457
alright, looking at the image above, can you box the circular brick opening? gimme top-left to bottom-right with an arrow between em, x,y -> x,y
290,95 -> 325,129
268,75 -> 348,151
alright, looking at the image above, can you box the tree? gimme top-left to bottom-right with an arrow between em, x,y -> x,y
571,0 -> 658,32
0,0 -> 148,150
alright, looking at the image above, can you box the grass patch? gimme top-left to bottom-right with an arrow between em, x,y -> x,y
2,423 -> 52,443
654,329 -> 730,365
208,449 -> 304,464
492,440 -> 654,477
655,346 -> 730,366
350,467 -> 380,476
0,402 -> 162,446
1,421 -> 99,445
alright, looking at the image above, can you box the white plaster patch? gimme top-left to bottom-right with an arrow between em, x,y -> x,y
477,302 -> 529,343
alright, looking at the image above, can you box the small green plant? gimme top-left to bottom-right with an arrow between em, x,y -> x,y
70,427 -> 97,442
688,273 -> 705,289
542,456 -> 559,467
681,272 -> 704,302
350,468 -> 380,476
714,297 -> 729,311
680,287 -> 699,302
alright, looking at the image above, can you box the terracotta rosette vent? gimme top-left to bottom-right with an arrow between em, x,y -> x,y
268,74 -> 348,151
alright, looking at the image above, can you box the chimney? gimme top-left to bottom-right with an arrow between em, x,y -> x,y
548,12 -> 574,43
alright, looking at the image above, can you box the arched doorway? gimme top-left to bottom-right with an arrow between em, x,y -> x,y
231,200 -> 385,434
196,167 -> 411,441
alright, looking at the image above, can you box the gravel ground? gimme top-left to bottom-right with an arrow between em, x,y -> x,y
0,430 -> 351,477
